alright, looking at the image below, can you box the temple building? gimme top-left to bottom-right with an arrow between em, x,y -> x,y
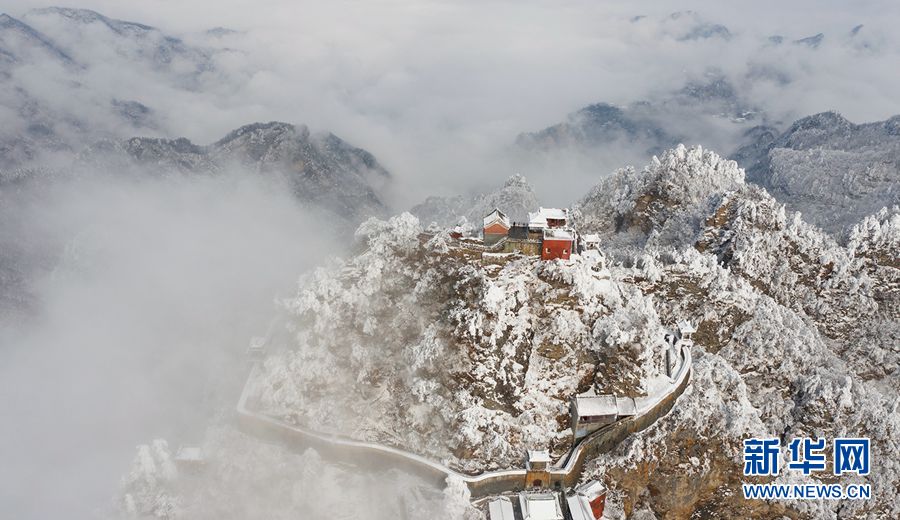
480,206 -> 576,260
483,208 -> 512,246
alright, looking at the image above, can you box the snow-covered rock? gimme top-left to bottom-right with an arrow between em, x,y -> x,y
735,111 -> 900,237
410,174 -> 539,228
72,122 -> 391,223
570,145 -> 899,518
253,212 -> 661,472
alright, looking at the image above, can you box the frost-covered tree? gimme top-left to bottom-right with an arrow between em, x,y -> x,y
121,440 -> 179,519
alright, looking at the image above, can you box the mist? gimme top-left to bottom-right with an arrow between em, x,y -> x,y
0,169 -> 342,518
2,1 -> 900,518
5,0 -> 900,207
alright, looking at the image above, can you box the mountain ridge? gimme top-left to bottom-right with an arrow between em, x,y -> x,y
735,110 -> 900,236
72,121 -> 391,222
219,144 -> 900,519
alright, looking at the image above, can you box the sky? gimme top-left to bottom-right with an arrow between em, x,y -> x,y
1,1 -> 899,518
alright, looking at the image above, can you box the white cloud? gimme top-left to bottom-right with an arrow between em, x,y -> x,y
1,2 -> 899,517
4,0 -> 900,205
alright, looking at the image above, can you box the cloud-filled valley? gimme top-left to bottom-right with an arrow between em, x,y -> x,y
1,2 -> 898,519
3,1 -> 900,205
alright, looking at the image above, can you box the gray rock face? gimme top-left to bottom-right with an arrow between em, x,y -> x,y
76,122 -> 391,222
735,111 -> 900,236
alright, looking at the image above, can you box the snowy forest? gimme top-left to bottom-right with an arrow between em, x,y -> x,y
1,2 -> 898,520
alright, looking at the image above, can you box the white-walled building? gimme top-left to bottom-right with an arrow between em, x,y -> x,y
518,491 -> 564,520
528,207 -> 569,229
571,393 -> 618,439
487,496 -> 515,520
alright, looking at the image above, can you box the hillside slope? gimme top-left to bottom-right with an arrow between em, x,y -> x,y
253,215 -> 669,472
119,145 -> 899,519
734,111 -> 900,236
574,145 -> 898,518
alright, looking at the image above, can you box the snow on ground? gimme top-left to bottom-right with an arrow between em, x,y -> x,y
251,212 -> 670,472
118,424 -> 482,520
120,144 -> 898,519
571,146 -> 899,518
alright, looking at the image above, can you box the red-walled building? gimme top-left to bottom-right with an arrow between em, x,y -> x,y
483,208 -> 511,246
480,206 -> 578,261
566,480 -> 606,520
541,228 -> 575,260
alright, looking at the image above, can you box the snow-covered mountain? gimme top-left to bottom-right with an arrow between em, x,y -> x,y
512,8 -> 872,161
0,12 -> 75,68
576,147 -> 897,518
21,7 -> 214,83
0,12 -> 84,165
410,173 -> 539,228
0,8 -> 224,169
734,111 -> 900,237
0,120 -> 391,327
173,144 -> 897,519
516,75 -> 763,160
520,91 -> 900,241
73,121 -> 391,221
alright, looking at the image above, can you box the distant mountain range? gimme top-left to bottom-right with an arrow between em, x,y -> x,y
3,6 -> 896,240
515,74 -> 764,159
0,7 -> 220,167
734,112 -> 900,236
635,9 -> 874,49
518,80 -> 899,238
76,121 -> 391,221
0,120 -> 392,324
0,8 -> 392,223
21,7 -> 214,77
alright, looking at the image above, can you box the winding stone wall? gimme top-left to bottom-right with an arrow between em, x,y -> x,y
236,345 -> 691,498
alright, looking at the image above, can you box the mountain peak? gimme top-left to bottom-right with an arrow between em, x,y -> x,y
664,10 -> 732,41
794,33 -> 824,48
790,110 -> 850,131
0,12 -> 76,65
215,121 -> 305,145
503,173 -> 529,188
26,7 -> 156,33
577,144 -> 745,246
